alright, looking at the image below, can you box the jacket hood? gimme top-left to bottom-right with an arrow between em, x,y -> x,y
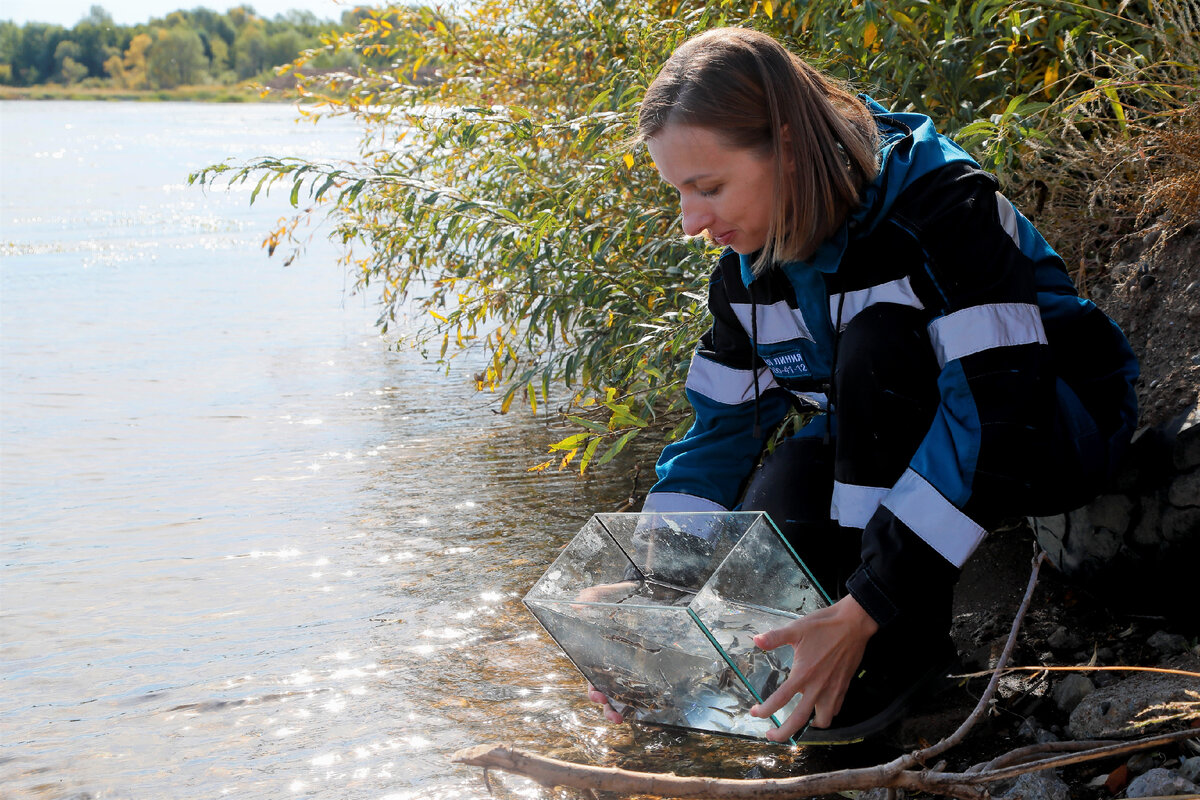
739,95 -> 980,285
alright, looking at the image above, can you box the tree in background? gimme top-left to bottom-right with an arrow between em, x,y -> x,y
0,3 -> 349,88
146,25 -> 207,88
104,32 -> 151,89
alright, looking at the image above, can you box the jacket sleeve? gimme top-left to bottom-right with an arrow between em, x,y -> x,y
642,263 -> 792,513
846,166 -> 1060,628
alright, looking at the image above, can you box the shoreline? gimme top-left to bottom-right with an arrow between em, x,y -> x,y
0,84 -> 294,103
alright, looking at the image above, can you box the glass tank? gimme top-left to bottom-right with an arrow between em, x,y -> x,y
523,512 -> 830,742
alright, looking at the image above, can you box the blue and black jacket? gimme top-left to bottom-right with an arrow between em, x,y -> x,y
642,97 -> 1139,626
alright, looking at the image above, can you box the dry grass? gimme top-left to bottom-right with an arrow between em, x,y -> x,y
1017,0 -> 1200,291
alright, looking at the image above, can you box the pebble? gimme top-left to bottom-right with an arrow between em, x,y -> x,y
1181,756 -> 1200,783
1069,652 -> 1200,739
1053,674 -> 1095,714
1147,630 -> 1190,655
1018,715 -> 1042,741
996,771 -> 1071,800
1127,752 -> 1164,776
1125,767 -> 1199,798
1036,728 -> 1060,744
860,789 -> 903,800
1048,625 -> 1084,651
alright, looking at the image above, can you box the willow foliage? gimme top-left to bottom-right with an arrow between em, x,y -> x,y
191,0 -> 1195,472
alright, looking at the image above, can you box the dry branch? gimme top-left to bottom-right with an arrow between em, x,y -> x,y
452,548 -> 1200,798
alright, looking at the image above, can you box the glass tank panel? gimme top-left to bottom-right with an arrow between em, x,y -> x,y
524,512 -> 829,742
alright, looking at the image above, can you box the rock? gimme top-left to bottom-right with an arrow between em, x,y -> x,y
1053,674 -> 1096,714
1127,752 -> 1164,775
1125,767 -> 1199,797
995,770 -> 1071,800
1131,500 -> 1163,547
1068,653 -> 1200,739
1174,402 -> 1200,470
1147,630 -> 1190,655
1086,494 -> 1135,542
1168,468 -> 1200,508
1162,505 -> 1200,542
859,790 -> 903,800
1180,756 -> 1200,783
1048,625 -> 1084,652
1036,728 -> 1060,744
1018,715 -> 1042,741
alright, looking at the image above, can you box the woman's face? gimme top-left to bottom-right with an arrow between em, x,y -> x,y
646,123 -> 779,255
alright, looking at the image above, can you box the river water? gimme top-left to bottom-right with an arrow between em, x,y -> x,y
0,101 -> 818,800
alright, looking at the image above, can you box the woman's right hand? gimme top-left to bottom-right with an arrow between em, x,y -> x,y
574,579 -> 641,723
587,683 -> 628,723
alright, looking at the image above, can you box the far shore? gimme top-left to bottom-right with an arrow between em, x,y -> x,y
0,84 -> 295,103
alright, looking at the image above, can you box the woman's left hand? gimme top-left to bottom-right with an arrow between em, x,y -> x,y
748,594 -> 879,741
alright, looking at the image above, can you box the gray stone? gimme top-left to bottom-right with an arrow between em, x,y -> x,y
859,790 -> 903,800
1035,507 -> 1125,577
1147,630 -> 1190,655
1162,505 -> 1200,542
1069,653 -> 1200,739
1174,403 -> 1200,470
1035,728 -> 1061,744
1075,511 -> 1124,563
1168,468 -> 1200,508
1131,500 -> 1163,547
1180,756 -> 1200,783
995,770 -> 1070,800
1089,493 -> 1136,535
1032,514 -> 1068,567
1053,674 -> 1095,714
1018,715 -> 1042,741
1127,752 -> 1164,775
1125,767 -> 1199,797
1048,625 -> 1084,651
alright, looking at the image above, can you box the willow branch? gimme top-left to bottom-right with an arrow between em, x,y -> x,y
452,728 -> 1200,799
452,743 -> 986,800
961,728 -> 1200,784
967,739 -> 1117,773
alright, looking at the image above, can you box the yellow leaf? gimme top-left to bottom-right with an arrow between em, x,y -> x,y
1044,60 -> 1060,89
430,310 -> 448,322
623,153 -> 634,169
763,0 -> 774,18
864,21 -> 878,49
527,460 -> 553,473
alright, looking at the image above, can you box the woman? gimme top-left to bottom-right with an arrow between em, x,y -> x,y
588,27 -> 1138,744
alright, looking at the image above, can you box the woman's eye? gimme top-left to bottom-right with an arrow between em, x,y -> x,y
698,186 -> 720,198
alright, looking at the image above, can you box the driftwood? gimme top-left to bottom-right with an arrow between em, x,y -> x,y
453,550 -> 1200,798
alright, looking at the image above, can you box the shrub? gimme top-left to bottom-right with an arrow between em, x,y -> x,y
191,0 -> 1199,471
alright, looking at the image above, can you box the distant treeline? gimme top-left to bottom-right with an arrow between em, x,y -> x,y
0,4 -> 375,89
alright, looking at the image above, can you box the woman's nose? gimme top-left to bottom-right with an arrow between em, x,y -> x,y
680,195 -> 712,238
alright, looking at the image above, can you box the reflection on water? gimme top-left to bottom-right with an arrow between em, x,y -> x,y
0,102 -> 863,800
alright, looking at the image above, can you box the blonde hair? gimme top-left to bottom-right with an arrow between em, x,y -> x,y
637,28 -> 879,272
